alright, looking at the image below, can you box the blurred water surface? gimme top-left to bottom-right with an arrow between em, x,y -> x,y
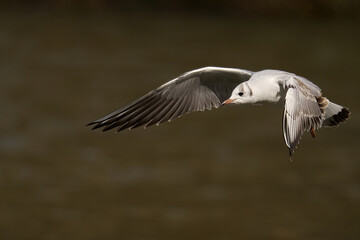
0,10 -> 359,240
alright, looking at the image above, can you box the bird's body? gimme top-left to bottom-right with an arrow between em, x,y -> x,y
88,67 -> 350,158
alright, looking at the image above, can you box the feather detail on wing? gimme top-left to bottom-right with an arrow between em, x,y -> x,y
283,77 -> 324,157
87,67 -> 252,132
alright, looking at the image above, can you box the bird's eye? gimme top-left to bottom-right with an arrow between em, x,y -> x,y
238,92 -> 244,96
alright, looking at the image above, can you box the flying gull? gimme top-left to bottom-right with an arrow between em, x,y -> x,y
87,67 -> 350,158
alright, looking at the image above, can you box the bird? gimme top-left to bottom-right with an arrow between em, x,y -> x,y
87,66 -> 350,158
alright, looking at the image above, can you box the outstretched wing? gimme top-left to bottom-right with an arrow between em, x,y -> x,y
88,67 -> 252,132
283,76 -> 323,157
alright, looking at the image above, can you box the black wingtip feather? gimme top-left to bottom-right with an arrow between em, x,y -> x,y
91,123 -> 104,130
116,123 -> 132,132
102,122 -> 122,132
289,148 -> 294,161
86,122 -> 95,127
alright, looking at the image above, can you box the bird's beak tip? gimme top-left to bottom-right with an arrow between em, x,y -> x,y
221,99 -> 235,106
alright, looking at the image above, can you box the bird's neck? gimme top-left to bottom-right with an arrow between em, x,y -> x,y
250,78 -> 282,103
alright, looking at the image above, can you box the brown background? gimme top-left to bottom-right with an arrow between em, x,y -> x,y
0,1 -> 359,239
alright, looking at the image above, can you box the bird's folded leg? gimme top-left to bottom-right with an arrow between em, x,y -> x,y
310,127 -> 316,138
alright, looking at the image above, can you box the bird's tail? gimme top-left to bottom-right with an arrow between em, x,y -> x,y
321,99 -> 350,127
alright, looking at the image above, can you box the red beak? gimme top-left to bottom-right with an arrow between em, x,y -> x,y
221,99 -> 234,106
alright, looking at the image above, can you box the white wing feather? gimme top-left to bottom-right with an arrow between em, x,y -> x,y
283,76 -> 323,157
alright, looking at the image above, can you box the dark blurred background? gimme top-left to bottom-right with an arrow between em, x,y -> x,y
1,0 -> 360,18
0,1 -> 359,240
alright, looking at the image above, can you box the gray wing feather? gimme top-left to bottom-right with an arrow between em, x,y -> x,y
283,77 -> 323,157
88,67 -> 252,132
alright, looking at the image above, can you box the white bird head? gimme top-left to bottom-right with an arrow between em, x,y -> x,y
222,82 -> 254,105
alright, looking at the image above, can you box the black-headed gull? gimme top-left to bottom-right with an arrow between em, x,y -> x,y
88,67 -> 350,158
